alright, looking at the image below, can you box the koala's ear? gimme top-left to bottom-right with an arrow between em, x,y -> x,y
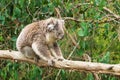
47,24 -> 54,31
60,20 -> 64,24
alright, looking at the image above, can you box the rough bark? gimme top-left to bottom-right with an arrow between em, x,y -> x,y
0,50 -> 120,76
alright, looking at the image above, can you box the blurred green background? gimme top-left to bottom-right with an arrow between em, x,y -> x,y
0,0 -> 120,80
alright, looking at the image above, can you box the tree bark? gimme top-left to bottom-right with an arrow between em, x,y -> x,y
0,50 -> 120,76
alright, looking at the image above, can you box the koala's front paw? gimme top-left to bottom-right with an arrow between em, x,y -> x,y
34,55 -> 40,62
57,57 -> 65,61
47,59 -> 55,66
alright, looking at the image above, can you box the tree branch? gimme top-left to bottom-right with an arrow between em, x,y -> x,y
0,50 -> 120,76
103,7 -> 120,19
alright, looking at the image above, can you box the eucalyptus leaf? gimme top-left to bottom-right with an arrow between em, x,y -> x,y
78,28 -> 84,36
0,15 -> 5,20
100,52 -> 110,63
0,36 -> 4,41
13,7 -> 21,17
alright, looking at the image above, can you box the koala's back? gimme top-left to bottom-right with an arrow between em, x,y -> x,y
16,21 -> 45,51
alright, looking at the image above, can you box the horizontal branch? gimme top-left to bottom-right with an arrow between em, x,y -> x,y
0,50 -> 120,76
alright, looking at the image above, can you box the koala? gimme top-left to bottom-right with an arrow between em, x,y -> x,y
16,17 -> 65,65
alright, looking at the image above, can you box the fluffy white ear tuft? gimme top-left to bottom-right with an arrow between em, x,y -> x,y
60,20 -> 64,24
47,24 -> 54,31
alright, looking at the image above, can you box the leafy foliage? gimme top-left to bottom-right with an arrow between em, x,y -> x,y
0,0 -> 120,80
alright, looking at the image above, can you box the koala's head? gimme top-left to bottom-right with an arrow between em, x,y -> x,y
46,17 -> 65,40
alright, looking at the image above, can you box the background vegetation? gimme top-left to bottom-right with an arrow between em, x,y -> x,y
0,0 -> 120,80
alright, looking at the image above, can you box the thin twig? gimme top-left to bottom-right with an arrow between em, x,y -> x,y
26,0 -> 33,19
63,17 -> 91,22
64,17 -> 82,22
75,3 -> 91,8
103,7 -> 120,19
67,40 -> 80,59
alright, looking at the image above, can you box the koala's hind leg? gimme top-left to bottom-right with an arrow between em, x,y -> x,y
21,46 -> 39,62
50,43 -> 64,61
32,42 -> 55,66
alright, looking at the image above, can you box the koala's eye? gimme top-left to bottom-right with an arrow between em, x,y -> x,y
54,21 -> 58,27
58,32 -> 61,35
47,23 -> 50,25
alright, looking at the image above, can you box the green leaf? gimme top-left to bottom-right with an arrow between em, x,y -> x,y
100,52 -> 110,63
0,36 -> 4,41
11,36 -> 17,42
78,28 -> 84,36
81,22 -> 88,35
13,7 -> 21,17
104,23 -> 109,35
61,70 -> 67,80
4,10 -> 9,18
104,23 -> 109,29
94,0 -> 100,6
14,71 -> 18,80
78,49 -> 84,56
78,22 -> 88,37
19,0 -> 24,8
94,0 -> 106,7
87,73 -> 94,80
99,0 -> 106,8
0,15 -> 5,20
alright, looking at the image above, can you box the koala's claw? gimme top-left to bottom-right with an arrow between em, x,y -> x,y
34,55 -> 40,62
58,58 -> 63,61
57,57 -> 65,61
48,59 -> 55,66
